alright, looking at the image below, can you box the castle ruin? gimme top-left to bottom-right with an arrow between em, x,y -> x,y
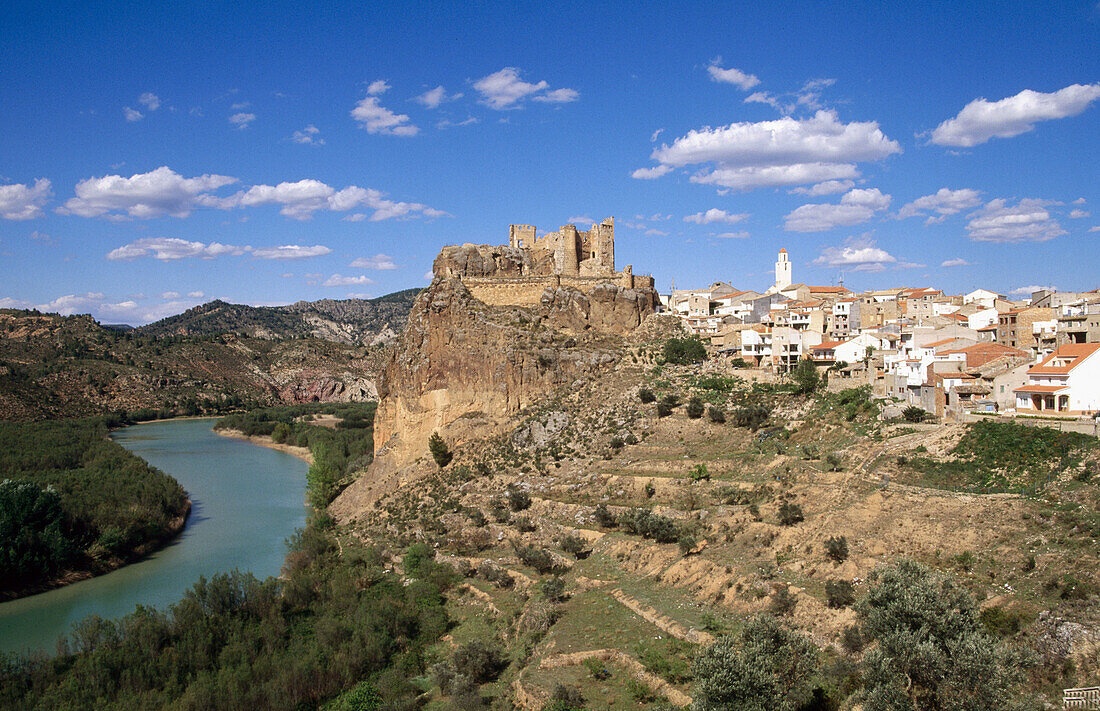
508,217 -> 616,277
433,217 -> 654,307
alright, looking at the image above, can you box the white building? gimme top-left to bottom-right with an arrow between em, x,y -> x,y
1013,343 -> 1100,415
775,248 -> 792,291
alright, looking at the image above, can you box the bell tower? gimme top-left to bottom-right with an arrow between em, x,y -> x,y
775,248 -> 792,290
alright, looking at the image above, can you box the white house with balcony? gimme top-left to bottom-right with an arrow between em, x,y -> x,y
1013,343 -> 1100,415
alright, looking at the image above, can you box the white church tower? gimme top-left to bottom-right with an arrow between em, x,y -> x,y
775,248 -> 792,290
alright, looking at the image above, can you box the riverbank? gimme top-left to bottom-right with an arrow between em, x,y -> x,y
214,428 -> 314,464
0,499 -> 192,603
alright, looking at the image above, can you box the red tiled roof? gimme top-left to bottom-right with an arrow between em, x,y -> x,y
1013,384 -> 1068,393
808,286 -> 851,293
811,340 -> 846,350
923,338 -> 956,348
1027,343 -> 1100,374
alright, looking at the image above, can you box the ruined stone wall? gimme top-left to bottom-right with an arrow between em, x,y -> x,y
462,275 -> 637,307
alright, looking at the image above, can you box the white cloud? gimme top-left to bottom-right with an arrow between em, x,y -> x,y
631,165 -> 673,180
789,179 -> 854,196
124,107 -> 143,122
350,95 -> 418,135
58,167 -> 237,219
228,180 -> 445,221
706,60 -> 760,90
532,88 -> 579,103
940,258 -> 972,267
350,253 -> 397,270
251,245 -> 332,260
343,213 -> 367,222
345,292 -> 372,299
0,297 -> 33,309
1072,197 -> 1086,205
1010,284 -> 1056,296
0,179 -> 52,220
784,188 -> 891,232
1070,209 -> 1089,219
291,124 -> 325,145
472,67 -> 578,109
139,93 -> 160,111
898,188 -> 982,223
436,116 -> 479,129
367,79 -> 390,96
650,128 -> 664,142
683,208 -> 748,224
1090,226 -> 1100,233
106,237 -> 248,261
965,198 -> 1067,243
842,187 -> 891,210
35,292 -> 105,316
813,237 -> 908,273
231,101 -> 250,110
229,112 -> 256,129
645,229 -> 669,236
567,216 -> 595,227
187,291 -> 204,298
323,274 -> 375,287
160,291 -> 180,299
931,83 -> 1100,147
415,85 -> 461,109
423,270 -> 435,281
636,110 -> 900,192
714,231 -> 750,239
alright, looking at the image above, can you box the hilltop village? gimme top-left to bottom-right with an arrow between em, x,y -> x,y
667,248 -> 1100,420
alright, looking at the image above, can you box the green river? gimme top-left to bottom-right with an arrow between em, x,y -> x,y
0,418 -> 308,656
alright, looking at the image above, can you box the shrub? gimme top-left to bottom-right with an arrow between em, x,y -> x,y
686,397 -> 705,419
428,432 -> 453,467
692,615 -> 819,709
583,656 -> 611,680
826,579 -> 856,608
707,406 -> 726,423
468,509 -> 487,527
625,433 -> 639,445
514,515 -> 536,533
732,404 -> 770,431
618,508 -> 680,543
609,436 -> 625,451
559,533 -> 590,559
506,484 -> 532,512
856,559 -> 1031,708
769,586 -> 798,616
452,639 -> 507,684
540,576 -> 568,602
644,481 -> 656,498
824,452 -> 843,471
954,550 -> 976,572
626,677 -> 657,702
656,402 -> 673,418
689,463 -> 710,482
638,388 -> 656,403
544,683 -> 586,711
594,504 -> 617,528
488,498 -> 511,523
662,337 -> 707,365
825,535 -> 849,563
778,500 -> 804,526
515,545 -> 565,575
902,406 -> 928,423
661,393 -> 681,407
477,561 -> 515,589
678,534 -> 697,555
840,624 -> 864,654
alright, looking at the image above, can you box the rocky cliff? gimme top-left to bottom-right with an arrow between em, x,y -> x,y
330,270 -> 658,520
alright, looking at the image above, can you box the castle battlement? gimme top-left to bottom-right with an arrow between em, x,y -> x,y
433,216 -> 653,308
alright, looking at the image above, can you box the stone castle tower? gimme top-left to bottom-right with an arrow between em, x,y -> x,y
509,217 -> 616,277
775,248 -> 792,290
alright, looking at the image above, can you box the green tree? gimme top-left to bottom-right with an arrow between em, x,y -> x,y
306,443 -> 340,508
692,615 -> 820,711
428,432 -> 453,468
0,480 -> 73,585
662,337 -> 707,365
791,358 -> 819,395
855,559 -> 1032,710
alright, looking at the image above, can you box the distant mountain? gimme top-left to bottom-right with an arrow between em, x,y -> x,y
136,289 -> 421,345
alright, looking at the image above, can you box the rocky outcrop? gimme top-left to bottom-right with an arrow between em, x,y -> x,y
330,271 -> 656,520
434,244 -> 553,278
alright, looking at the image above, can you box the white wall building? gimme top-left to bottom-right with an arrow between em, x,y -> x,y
1014,343 -> 1100,415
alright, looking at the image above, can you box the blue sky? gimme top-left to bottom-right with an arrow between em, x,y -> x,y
1,1 -> 1099,323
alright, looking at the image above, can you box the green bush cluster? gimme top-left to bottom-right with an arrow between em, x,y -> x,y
618,508 -> 680,543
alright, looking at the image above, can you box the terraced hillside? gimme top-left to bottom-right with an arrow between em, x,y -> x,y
337,324 -> 1100,709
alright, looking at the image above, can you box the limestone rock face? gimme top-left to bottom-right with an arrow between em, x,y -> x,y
330,273 -> 655,520
434,244 -> 554,278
